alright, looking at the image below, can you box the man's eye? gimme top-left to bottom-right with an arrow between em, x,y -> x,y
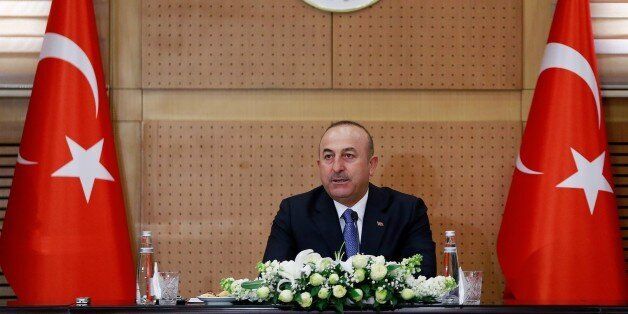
324,154 -> 333,160
344,154 -> 355,159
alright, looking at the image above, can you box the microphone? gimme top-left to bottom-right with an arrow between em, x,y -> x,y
350,210 -> 358,221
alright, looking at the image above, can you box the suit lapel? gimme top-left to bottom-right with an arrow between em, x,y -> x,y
310,190 -> 344,257
360,184 -> 391,256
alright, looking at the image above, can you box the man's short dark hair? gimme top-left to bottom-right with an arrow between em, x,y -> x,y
324,120 -> 374,158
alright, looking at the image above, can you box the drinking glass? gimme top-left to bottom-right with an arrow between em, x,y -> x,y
462,270 -> 482,305
157,271 -> 180,306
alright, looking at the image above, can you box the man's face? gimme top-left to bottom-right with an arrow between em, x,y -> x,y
318,125 -> 378,207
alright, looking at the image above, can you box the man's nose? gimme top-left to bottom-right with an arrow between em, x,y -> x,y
332,158 -> 345,172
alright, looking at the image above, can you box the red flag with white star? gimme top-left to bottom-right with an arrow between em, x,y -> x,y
497,0 -> 626,305
0,0 -> 134,305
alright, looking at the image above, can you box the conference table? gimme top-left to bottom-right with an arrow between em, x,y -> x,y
1,304 -> 627,313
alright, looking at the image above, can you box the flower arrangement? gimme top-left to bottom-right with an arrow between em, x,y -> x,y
220,249 -> 456,312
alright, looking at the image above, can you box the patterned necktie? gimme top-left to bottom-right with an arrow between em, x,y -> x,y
342,208 -> 359,258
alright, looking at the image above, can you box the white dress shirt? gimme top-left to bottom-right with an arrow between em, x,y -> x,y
333,190 -> 369,243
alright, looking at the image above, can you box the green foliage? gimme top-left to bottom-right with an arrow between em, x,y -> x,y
310,286 -> 321,297
219,278 -> 234,292
361,285 -> 371,298
390,295 -> 398,306
373,301 -> 381,311
334,242 -> 346,261
386,264 -> 400,272
445,277 -> 457,290
349,289 -> 361,300
241,280 -> 263,290
277,281 -> 292,291
401,254 -> 423,275
333,298 -> 344,313
316,299 -> 327,311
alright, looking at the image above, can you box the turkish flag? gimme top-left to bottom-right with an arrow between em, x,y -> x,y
0,0 -> 135,305
497,0 -> 627,305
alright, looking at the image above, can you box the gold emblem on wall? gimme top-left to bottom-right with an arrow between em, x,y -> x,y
302,0 -> 379,12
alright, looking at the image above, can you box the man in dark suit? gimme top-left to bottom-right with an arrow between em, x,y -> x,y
263,121 -> 436,278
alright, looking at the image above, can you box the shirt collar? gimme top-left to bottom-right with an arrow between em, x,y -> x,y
333,189 -> 369,222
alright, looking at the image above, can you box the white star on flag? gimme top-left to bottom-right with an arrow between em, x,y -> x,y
51,136 -> 114,203
556,148 -> 613,214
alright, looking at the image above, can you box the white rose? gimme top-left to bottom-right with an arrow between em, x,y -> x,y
370,264 -> 388,281
332,285 -> 347,298
353,268 -> 366,283
304,252 -> 322,264
316,257 -> 333,272
352,255 -> 369,269
328,273 -> 340,284
373,256 -> 386,265
375,289 -> 388,303
350,288 -> 364,302
309,273 -> 324,286
317,287 -> 330,299
256,286 -> 270,300
278,290 -> 293,303
298,292 -> 313,308
400,288 -> 414,300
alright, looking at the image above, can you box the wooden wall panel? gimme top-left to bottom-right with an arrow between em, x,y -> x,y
142,90 -> 522,121
142,120 -> 521,304
523,0 -> 553,90
141,0 -> 332,89
141,0 -> 522,90
332,0 -> 522,89
111,0 -> 142,89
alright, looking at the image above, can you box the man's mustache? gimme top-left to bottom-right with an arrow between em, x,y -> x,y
330,174 -> 350,181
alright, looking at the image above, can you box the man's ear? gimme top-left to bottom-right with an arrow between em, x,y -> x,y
368,156 -> 378,177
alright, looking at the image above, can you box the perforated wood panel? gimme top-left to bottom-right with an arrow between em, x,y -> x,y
141,0 -> 331,88
333,0 -> 522,89
141,0 -> 521,90
142,121 -> 520,304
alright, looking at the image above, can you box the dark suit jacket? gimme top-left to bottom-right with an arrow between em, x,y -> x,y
263,183 -> 437,278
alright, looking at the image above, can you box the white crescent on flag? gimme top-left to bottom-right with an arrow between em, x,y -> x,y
16,152 -> 37,165
39,32 -> 100,118
539,42 -> 601,128
516,154 -> 543,175
516,42 -> 601,176
17,33 -> 101,166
